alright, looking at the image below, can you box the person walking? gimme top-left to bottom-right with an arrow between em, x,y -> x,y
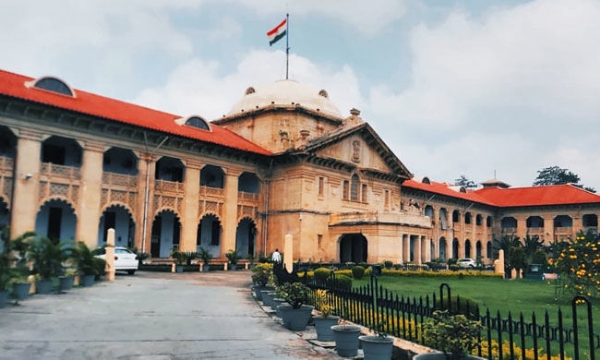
271,248 -> 282,263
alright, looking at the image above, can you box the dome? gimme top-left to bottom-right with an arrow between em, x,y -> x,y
227,79 -> 342,118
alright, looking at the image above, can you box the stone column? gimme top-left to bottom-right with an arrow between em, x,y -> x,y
136,154 -> 156,255
76,142 -> 104,247
221,170 -> 240,258
106,228 -> 115,281
414,235 -> 421,264
180,162 -> 200,252
10,129 -> 42,237
397,234 -> 404,264
423,237 -> 431,263
284,233 -> 293,272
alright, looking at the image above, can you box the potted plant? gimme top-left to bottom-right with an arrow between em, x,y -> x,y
312,289 -> 339,341
198,247 -> 212,272
277,281 -> 313,331
415,310 -> 484,360
0,249 -> 14,307
225,249 -> 240,271
251,263 -> 273,301
75,242 -> 101,286
28,237 -> 76,294
359,322 -> 395,360
171,249 -> 186,273
331,323 -> 362,357
8,231 -> 35,301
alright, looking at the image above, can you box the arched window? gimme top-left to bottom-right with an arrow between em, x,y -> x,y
185,116 -> 210,131
31,76 -> 75,97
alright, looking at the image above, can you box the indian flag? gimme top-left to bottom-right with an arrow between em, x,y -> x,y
267,18 -> 287,46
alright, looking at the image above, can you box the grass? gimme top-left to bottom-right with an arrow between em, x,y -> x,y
351,274 -> 600,358
352,275 -> 599,333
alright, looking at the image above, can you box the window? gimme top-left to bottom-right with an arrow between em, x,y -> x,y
384,190 -> 390,207
342,181 -> 349,200
185,116 -> 210,131
361,184 -> 368,203
31,76 -> 75,97
350,174 -> 359,201
318,177 -> 324,196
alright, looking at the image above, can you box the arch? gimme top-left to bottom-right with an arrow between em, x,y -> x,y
28,76 -> 75,97
238,172 -> 260,193
582,214 -> 598,227
486,216 -> 493,228
424,205 -> 434,219
197,213 -> 222,259
439,208 -> 448,230
103,147 -> 138,175
176,116 -> 211,131
501,217 -> 517,231
422,176 -> 431,184
200,165 -> 225,188
553,215 -> 572,228
438,237 -> 447,260
155,156 -> 185,182
486,241 -> 493,259
465,239 -> 472,258
0,125 -> 17,158
339,234 -> 367,263
465,212 -> 472,224
41,136 -> 82,166
476,240 -> 482,259
98,204 -> 136,248
526,216 -> 544,228
452,210 -> 460,223
475,214 -> 483,226
35,198 -> 77,242
452,238 -> 459,259
235,217 -> 257,257
0,197 -> 9,240
150,209 -> 181,257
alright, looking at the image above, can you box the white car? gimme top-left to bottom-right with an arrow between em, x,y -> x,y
457,258 -> 477,268
95,246 -> 138,275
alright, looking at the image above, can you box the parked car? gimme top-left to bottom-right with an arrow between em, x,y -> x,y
95,246 -> 138,275
457,258 -> 477,268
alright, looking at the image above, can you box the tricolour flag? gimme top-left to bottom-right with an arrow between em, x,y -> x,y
267,18 -> 287,46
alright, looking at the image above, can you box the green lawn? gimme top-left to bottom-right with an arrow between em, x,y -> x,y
352,275 -> 599,326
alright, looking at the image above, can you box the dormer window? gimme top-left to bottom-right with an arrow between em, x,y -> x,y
175,116 -> 211,131
28,76 -> 75,97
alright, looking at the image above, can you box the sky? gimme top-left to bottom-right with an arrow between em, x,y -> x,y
2,0 -> 599,191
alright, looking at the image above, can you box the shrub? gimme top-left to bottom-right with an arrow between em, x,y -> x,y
352,265 -> 365,279
335,274 -> 352,290
449,264 -> 460,271
251,263 -> 273,287
423,310 -> 482,360
279,281 -> 310,308
383,260 -> 393,269
313,267 -> 332,283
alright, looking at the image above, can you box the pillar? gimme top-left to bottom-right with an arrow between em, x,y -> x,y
136,154 -> 156,255
180,163 -> 200,252
221,170 -> 240,258
10,129 -> 41,237
76,142 -> 104,247
106,228 -> 115,281
284,233 -> 293,272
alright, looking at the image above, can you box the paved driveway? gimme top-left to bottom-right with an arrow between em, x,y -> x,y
0,270 -> 341,360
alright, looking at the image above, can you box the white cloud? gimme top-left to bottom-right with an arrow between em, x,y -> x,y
367,0 -> 600,188
133,50 -> 363,121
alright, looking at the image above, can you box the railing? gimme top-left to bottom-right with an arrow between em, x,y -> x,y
154,179 -> 184,193
330,211 -> 431,227
199,185 -> 224,198
40,162 -> 81,180
102,172 -> 138,188
238,191 -> 258,202
273,264 -> 599,359
554,227 -> 573,235
0,156 -> 14,172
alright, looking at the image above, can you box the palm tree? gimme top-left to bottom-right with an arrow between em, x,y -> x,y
492,235 -> 522,275
522,234 -> 546,265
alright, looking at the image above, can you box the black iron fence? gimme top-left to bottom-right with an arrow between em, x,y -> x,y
273,263 -> 599,360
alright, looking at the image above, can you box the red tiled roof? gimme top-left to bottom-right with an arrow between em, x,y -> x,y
403,179 -> 496,206
474,184 -> 600,207
404,179 -> 600,208
0,69 -> 271,156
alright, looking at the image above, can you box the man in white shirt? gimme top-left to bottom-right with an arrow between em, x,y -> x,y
271,248 -> 282,263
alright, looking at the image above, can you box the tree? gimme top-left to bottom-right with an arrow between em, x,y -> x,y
533,166 -> 596,192
455,175 -> 476,188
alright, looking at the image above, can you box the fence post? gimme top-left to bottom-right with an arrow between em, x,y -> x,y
571,295 -> 595,360
439,282 -> 451,312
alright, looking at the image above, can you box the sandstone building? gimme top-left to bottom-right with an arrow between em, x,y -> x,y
0,69 -> 598,264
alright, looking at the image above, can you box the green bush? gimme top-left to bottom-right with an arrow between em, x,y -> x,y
352,265 -> 365,279
335,274 -> 352,290
314,267 -> 332,283
383,260 -> 393,269
449,264 -> 460,271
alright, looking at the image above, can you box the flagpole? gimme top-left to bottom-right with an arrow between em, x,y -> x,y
285,13 -> 289,80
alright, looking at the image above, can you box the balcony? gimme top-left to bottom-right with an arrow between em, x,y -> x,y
200,185 -> 224,198
526,228 -> 544,237
154,179 -> 184,193
40,162 -> 81,181
330,211 -> 431,228
102,172 -> 138,189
